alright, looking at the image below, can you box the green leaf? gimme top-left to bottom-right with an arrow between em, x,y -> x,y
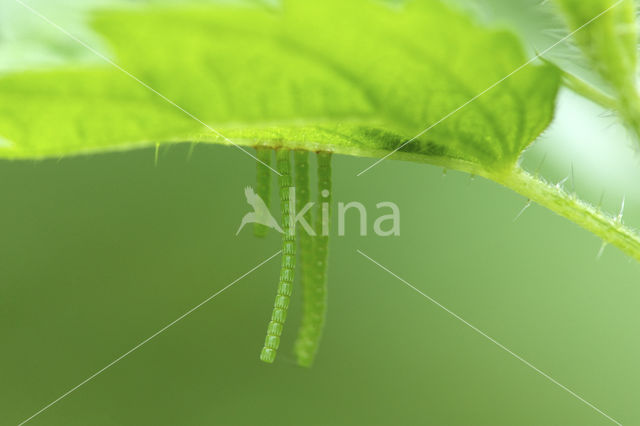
553,0 -> 637,95
0,0 -> 559,174
552,0 -> 640,139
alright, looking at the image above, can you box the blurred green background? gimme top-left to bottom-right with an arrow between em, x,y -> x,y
2,1 -> 640,425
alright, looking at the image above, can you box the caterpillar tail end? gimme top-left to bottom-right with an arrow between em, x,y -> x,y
260,327 -> 281,363
295,351 -> 314,368
294,335 -> 319,367
260,347 -> 277,363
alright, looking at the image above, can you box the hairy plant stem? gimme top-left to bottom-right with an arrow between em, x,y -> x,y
494,166 -> 640,262
295,152 -> 332,367
260,149 -> 295,364
254,147 -> 273,237
562,71 -> 617,111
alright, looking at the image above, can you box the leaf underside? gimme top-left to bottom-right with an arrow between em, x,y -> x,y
0,0 -> 560,173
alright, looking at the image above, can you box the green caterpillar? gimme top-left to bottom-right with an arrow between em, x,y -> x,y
294,152 -> 331,367
253,147 -> 272,238
257,148 -> 332,365
260,149 -> 296,363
